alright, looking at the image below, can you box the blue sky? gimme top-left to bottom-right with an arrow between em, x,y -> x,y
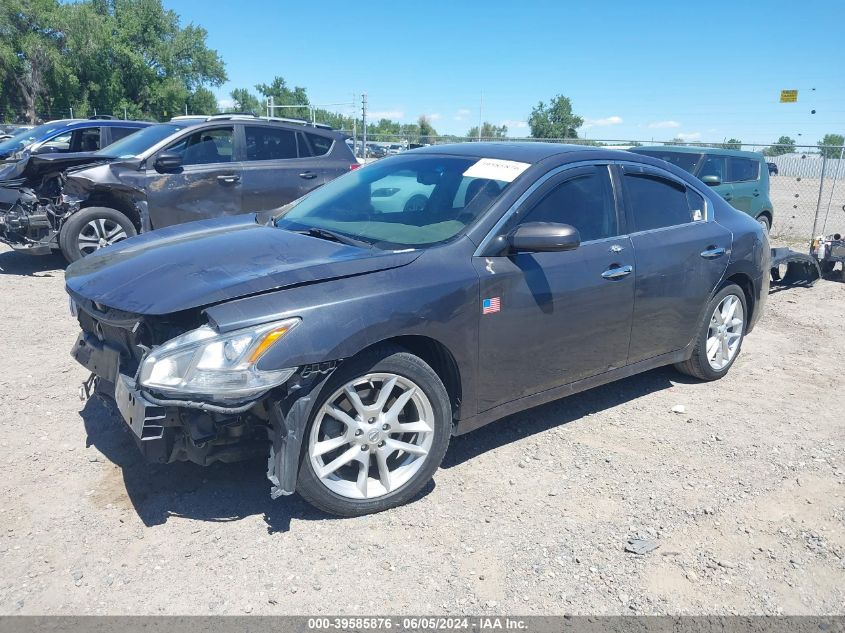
167,0 -> 844,145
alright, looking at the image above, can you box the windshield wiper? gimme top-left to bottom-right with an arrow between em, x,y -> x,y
299,227 -> 373,249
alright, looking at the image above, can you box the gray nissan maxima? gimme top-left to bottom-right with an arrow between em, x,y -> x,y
65,143 -> 769,517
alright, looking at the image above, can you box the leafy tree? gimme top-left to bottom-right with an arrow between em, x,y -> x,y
528,95 -> 583,139
0,0 -> 226,123
466,121 -> 507,139
256,76 -> 310,120
417,115 -> 437,144
762,135 -> 796,156
229,88 -> 261,114
818,133 -> 845,159
723,138 -> 742,150
187,87 -> 218,115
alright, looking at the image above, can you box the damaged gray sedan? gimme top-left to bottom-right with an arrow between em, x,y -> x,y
67,143 -> 769,517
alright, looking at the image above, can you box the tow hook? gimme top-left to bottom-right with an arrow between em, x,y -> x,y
79,372 -> 96,401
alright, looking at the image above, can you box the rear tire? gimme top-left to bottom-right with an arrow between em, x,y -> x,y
59,206 -> 136,262
756,214 -> 771,233
296,345 -> 451,517
675,283 -> 748,381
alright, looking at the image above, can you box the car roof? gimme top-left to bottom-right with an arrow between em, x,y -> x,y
408,142 -> 603,163
40,119 -> 150,130
635,145 -> 763,159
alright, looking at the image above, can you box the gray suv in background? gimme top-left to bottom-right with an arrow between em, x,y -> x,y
3,114 -> 357,261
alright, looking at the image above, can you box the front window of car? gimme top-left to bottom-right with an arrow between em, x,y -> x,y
276,155 -> 525,249
0,122 -> 70,153
633,150 -> 702,175
95,123 -> 188,159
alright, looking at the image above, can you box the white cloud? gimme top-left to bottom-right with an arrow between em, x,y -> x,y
677,132 -> 701,141
584,115 -> 623,128
425,113 -> 442,121
454,108 -> 472,121
368,110 -> 405,120
218,98 -> 235,109
648,120 -> 681,129
500,119 -> 528,130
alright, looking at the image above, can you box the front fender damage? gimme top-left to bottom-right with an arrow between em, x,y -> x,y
267,363 -> 339,498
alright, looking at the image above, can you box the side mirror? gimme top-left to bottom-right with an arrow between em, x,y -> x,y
154,151 -> 183,173
508,222 -> 581,254
31,145 -> 57,155
701,174 -> 721,186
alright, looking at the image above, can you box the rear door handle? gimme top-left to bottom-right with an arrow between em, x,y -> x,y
701,246 -> 726,259
753,190 -> 760,197
299,171 -> 317,179
723,193 -> 732,200
217,174 -> 240,185
601,264 -> 633,280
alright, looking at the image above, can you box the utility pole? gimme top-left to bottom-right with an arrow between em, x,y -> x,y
352,93 -> 357,155
478,91 -> 483,142
362,93 -> 368,159
268,96 -> 274,118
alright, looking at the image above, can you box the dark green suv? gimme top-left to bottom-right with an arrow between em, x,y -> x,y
631,146 -> 773,232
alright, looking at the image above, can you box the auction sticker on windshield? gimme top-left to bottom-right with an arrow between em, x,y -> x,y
463,158 -> 530,183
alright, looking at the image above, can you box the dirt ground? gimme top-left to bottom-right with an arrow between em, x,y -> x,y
0,244 -> 843,616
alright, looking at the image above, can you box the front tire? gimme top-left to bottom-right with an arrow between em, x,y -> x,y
296,346 -> 452,517
675,283 -> 748,381
59,206 -> 136,262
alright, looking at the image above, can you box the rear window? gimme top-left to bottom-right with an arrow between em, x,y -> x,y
728,157 -> 759,183
245,126 -> 297,161
305,132 -> 333,156
625,173 -> 693,231
633,150 -> 702,175
109,126 -> 139,143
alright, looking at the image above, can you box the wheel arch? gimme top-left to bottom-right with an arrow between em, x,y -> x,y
723,271 -> 756,325
346,335 -> 463,421
80,194 -> 142,232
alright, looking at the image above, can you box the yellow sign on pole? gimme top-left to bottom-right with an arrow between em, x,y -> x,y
780,90 -> 798,103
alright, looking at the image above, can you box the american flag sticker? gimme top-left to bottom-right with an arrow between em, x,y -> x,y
482,297 -> 501,314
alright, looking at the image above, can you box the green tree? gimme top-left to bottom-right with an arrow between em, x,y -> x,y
818,133 -> 845,158
763,135 -> 796,156
0,0 -> 70,122
229,88 -> 261,114
0,0 -> 226,122
256,76 -> 310,120
723,138 -> 742,150
187,87 -> 218,115
528,95 -> 583,139
466,121 -> 507,139
417,115 -> 437,144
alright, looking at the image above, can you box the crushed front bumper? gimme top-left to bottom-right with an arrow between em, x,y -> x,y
0,187 -> 60,255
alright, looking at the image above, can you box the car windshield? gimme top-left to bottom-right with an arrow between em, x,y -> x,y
95,123 -> 188,158
0,121 -> 71,153
634,150 -> 703,175
276,154 -> 522,249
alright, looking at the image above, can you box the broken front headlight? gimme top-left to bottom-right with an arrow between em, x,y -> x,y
138,318 -> 300,401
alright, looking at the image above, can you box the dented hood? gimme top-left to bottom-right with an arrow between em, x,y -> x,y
65,214 -> 421,315
0,152 -> 112,186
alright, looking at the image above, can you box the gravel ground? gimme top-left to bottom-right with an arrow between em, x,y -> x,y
0,244 -> 843,616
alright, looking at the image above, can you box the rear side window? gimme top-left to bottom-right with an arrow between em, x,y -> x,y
625,173 -> 692,231
522,167 -> 618,242
698,155 -> 727,181
167,127 -> 233,165
305,132 -> 332,156
245,126 -> 297,161
72,127 -> 101,152
109,126 -> 139,143
728,157 -> 759,182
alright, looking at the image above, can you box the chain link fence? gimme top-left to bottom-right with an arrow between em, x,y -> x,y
352,134 -> 845,248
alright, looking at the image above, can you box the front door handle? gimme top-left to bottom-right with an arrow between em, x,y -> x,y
601,264 -> 633,280
217,174 -> 240,185
701,246 -> 726,259
299,171 -> 317,179
753,189 -> 760,197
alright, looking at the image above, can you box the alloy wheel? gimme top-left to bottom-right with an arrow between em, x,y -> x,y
308,373 -> 435,500
706,294 -> 744,370
77,218 -> 128,255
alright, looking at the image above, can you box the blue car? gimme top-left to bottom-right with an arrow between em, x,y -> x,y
0,117 -> 151,161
